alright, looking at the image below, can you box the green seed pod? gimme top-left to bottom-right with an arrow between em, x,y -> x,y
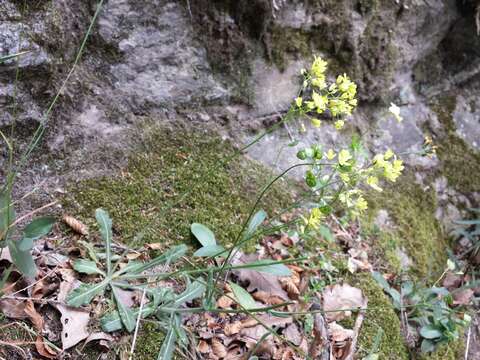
297,150 -> 307,160
305,170 -> 317,188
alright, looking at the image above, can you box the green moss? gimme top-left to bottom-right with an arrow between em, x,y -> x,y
269,26 -> 311,71
347,273 -> 409,359
431,95 -> 480,194
67,123 -> 295,249
366,172 -> 447,279
418,339 -> 464,360
134,323 -> 165,358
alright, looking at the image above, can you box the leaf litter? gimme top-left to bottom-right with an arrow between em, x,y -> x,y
0,210 -> 372,359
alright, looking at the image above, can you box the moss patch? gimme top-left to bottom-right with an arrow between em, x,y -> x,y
365,172 -> 447,279
431,95 -> 480,194
346,273 -> 409,359
67,123 -> 295,249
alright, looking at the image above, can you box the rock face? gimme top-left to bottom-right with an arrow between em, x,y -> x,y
0,0 -> 479,216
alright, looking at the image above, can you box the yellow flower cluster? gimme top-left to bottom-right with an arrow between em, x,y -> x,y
373,150 -> 404,182
295,56 -> 358,123
303,207 -> 323,229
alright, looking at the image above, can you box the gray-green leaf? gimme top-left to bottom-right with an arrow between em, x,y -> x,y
122,245 -> 187,275
243,260 -> 292,276
67,281 -> 108,307
157,321 -> 176,360
243,210 -> 267,240
173,280 -> 206,308
8,241 -> 36,277
229,282 -> 256,310
0,190 -> 15,243
73,259 -> 104,275
193,245 -> 226,257
19,216 -> 56,251
420,325 -> 442,339
191,223 -> 216,247
112,286 -> 136,332
96,209 -> 112,275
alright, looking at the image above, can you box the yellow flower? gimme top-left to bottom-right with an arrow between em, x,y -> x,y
384,149 -> 394,160
383,159 -> 404,182
340,173 -> 350,183
355,196 -> 368,211
334,120 -> 345,130
311,118 -> 322,127
338,149 -> 352,166
311,76 -> 327,90
311,56 -> 328,78
389,103 -> 403,122
336,74 -> 357,100
304,208 -> 323,229
295,97 -> 303,107
326,149 -> 336,160
329,99 -> 352,117
367,176 -> 383,192
329,83 -> 337,93
312,91 -> 328,113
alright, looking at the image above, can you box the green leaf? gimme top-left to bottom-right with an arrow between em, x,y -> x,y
243,210 -> 267,240
7,241 -> 36,277
372,271 -> 391,291
157,322 -> 176,360
18,216 -> 55,251
193,245 -> 226,257
67,281 -> 108,307
101,305 -> 156,332
243,260 -> 292,276
191,223 -> 216,247
0,265 -> 12,296
73,259 -> 104,275
112,286 -> 136,332
0,190 -> 15,244
96,209 -> 113,275
420,339 -> 436,353
319,225 -> 334,242
229,282 -> 256,310
420,325 -> 443,339
0,51 -> 30,64
122,245 -> 187,275
363,355 -> 379,360
172,280 -> 205,308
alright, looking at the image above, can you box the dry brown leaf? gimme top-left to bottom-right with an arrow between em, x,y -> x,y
55,303 -> 90,350
322,284 -> 365,322
252,291 -> 285,305
211,338 -> 228,358
144,243 -> 163,250
225,345 -> 243,360
62,215 -> 89,235
453,288 -> 474,306
217,294 -> 235,309
25,300 -> 58,358
328,322 -> 354,360
443,273 -> 463,290
240,314 -> 293,345
197,339 -> 210,353
284,323 -> 302,346
232,253 -> 289,300
224,321 -> 243,336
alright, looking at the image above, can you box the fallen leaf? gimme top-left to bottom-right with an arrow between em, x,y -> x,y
323,284 -> 365,322
453,288 -> 474,306
252,290 -> 285,305
232,253 -> 289,300
55,303 -> 90,350
144,243 -> 163,250
217,293 -> 235,309
328,322 -> 354,360
197,339 -> 210,353
211,337 -> 227,358
284,323 -> 302,346
83,332 -> 114,348
224,321 -> 243,336
25,300 -> 57,358
442,273 -> 463,290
